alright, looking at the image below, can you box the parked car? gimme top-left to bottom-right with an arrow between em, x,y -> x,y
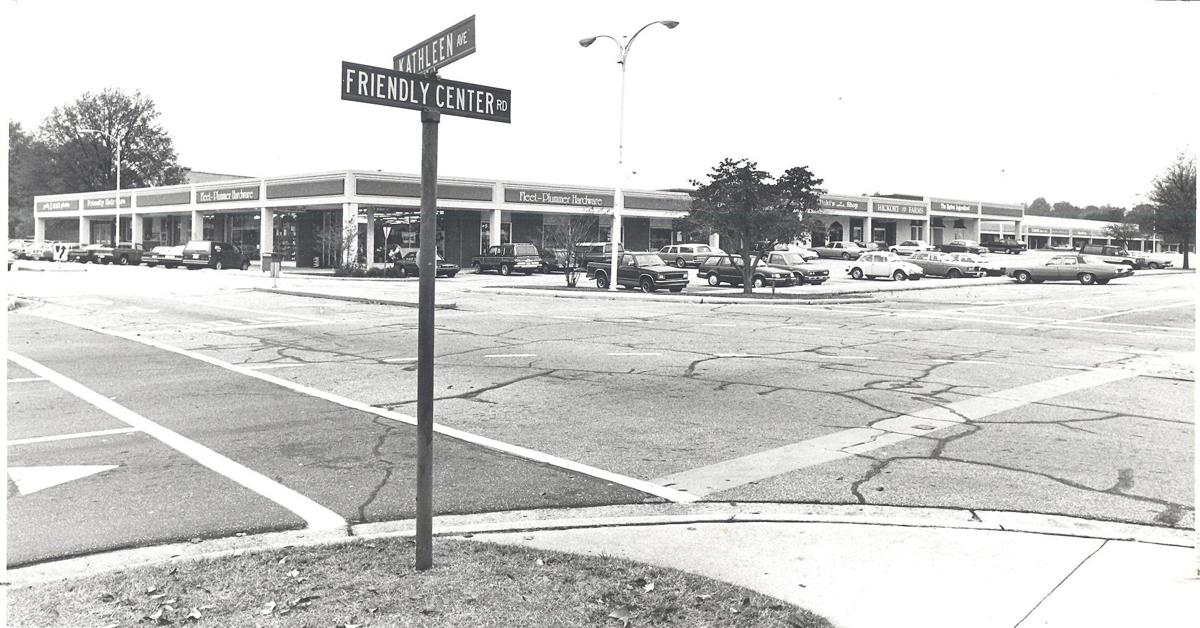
697,254 -> 794,287
396,251 -> 460,278
143,245 -> 185,268
6,249 -> 15,270
8,239 -> 33,254
906,251 -> 986,278
574,241 -> 624,267
586,252 -> 689,292
472,243 -> 542,275
938,239 -> 989,255
1143,251 -> 1181,270
811,241 -> 869,260
19,241 -> 56,260
985,238 -> 1027,254
856,241 -> 888,252
68,243 -> 105,263
1008,254 -> 1133,285
889,240 -> 935,256
946,252 -> 1006,276
1077,244 -> 1147,269
181,240 -> 251,270
770,243 -> 819,261
847,252 -> 924,281
1048,243 -> 1075,251
760,250 -> 830,285
94,242 -> 145,265
535,246 -> 570,273
658,243 -> 723,268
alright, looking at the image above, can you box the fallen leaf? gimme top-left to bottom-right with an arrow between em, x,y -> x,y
278,557 -> 287,565
287,569 -> 300,578
99,592 -> 116,603
367,607 -> 379,613
145,586 -> 158,595
189,537 -> 202,544
535,558 -> 544,566
643,582 -> 655,593
149,593 -> 167,601
366,586 -> 378,593
185,608 -> 202,621
259,601 -> 277,615
696,593 -> 713,601
608,605 -> 634,627
288,595 -> 321,608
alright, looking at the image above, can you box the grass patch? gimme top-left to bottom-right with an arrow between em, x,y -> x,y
8,537 -> 833,627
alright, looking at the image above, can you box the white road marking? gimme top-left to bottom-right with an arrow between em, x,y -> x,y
607,352 -> 661,356
714,353 -> 766,358
784,326 -> 823,330
141,320 -> 328,335
550,315 -> 591,321
701,323 -> 736,327
484,353 -> 538,358
655,356 -> 1177,497
174,299 -> 325,322
8,427 -> 140,446
818,306 -> 1192,338
241,363 -> 309,370
111,306 -> 159,314
805,355 -> 878,361
6,351 -> 347,530
384,357 -> 418,363
7,465 -> 119,495
1030,301 -> 1194,327
871,328 -> 912,333
26,312 -> 697,504
7,377 -> 46,383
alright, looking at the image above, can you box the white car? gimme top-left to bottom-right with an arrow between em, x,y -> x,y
889,240 -> 935,256
1143,251 -> 1181,270
946,252 -> 1006,276
847,252 -> 924,281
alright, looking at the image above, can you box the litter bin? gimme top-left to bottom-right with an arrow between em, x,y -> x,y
261,252 -> 283,280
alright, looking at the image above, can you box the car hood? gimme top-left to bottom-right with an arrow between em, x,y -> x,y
639,264 -> 686,273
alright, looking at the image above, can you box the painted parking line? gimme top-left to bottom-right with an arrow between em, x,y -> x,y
805,355 -> 878,361
7,350 -> 347,531
607,352 -> 662,356
141,320 -> 329,335
384,357 -> 418,363
7,377 -> 46,383
550,315 -> 591,321
484,353 -> 538,358
241,363 -> 310,370
701,323 -> 737,327
654,355 -> 1180,497
174,299 -> 325,322
8,427 -> 141,447
27,311 -> 697,504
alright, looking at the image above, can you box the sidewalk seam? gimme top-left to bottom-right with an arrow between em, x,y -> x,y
1012,539 -> 1109,628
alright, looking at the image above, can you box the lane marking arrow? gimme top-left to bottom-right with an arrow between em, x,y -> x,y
7,465 -> 118,495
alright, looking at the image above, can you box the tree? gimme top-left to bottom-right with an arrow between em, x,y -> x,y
37,88 -> 186,193
1149,153 -> 1196,269
682,158 -> 825,294
1125,203 -> 1156,234
543,213 -> 601,286
1051,201 -> 1083,219
1026,197 -> 1052,216
8,121 -> 40,237
1102,222 -> 1143,247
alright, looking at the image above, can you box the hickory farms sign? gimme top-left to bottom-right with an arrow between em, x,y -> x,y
873,201 -> 925,216
83,197 -> 131,210
341,61 -> 511,123
819,198 -> 867,212
932,200 -> 978,214
393,15 -> 476,75
198,186 -> 260,203
37,199 -> 80,212
505,187 -> 613,208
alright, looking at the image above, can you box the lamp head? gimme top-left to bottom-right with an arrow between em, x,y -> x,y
660,20 -> 679,29
578,37 -> 597,47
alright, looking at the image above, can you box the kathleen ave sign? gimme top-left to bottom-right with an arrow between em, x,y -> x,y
393,15 -> 476,75
341,61 -> 511,123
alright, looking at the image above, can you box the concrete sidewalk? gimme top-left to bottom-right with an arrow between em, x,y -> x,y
10,503 -> 1195,628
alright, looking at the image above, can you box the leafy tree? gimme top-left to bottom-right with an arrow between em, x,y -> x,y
1026,197 -> 1052,216
1125,203 -> 1156,234
1149,153 -> 1196,269
1102,222 -> 1143,247
1091,205 -> 1127,222
8,121 -> 40,237
37,88 -> 186,193
1051,201 -> 1083,219
681,158 -> 825,294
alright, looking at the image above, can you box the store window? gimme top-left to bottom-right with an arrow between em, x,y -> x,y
650,228 -> 673,251
480,221 -> 512,253
827,221 -> 843,243
228,213 -> 261,260
910,225 -> 924,240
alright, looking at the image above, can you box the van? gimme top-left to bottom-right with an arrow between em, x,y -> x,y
181,240 -> 251,270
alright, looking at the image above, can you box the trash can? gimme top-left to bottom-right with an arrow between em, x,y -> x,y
261,252 -> 283,279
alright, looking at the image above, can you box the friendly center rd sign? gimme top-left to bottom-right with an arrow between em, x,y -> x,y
341,61 -> 511,123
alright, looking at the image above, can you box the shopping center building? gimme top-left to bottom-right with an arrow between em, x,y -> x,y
31,169 -> 1164,265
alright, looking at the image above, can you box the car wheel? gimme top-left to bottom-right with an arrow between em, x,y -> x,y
241,260 -> 250,271
676,258 -> 687,268
707,273 -> 721,286
186,265 -> 200,271
1148,262 -> 1161,270
841,252 -> 851,260
892,270 -> 907,281
539,263 -> 549,273
446,272 -> 458,278
523,270 -> 534,276
398,265 -> 409,278
165,264 -> 177,269
850,267 -> 864,280
1014,271 -> 1032,284
669,287 -> 683,293
117,255 -> 129,266
1078,272 -> 1096,285
146,263 -> 157,268
595,273 -> 609,289
500,263 -> 512,276
639,278 -> 656,293
471,261 -> 481,272
214,260 -> 224,271
1096,278 -> 1110,285
752,276 -> 766,288
947,268 -> 962,279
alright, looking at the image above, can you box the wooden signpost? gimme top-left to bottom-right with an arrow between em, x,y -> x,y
340,15 -> 509,571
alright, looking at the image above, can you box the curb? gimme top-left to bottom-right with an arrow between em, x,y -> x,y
8,503 -> 1192,585
462,287 -> 880,305
252,287 -> 456,309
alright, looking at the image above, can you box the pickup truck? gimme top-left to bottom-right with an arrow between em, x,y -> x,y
586,252 -> 689,293
94,242 -> 145,265
985,238 -> 1027,254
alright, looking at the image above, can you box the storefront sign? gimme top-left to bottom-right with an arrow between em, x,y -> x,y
393,15 -> 476,75
83,196 -> 131,210
198,186 -> 260,203
931,200 -> 978,214
341,61 -> 511,123
505,187 -> 613,208
1051,228 -> 1070,236
819,198 -> 867,212
1025,227 -> 1051,234
873,201 -> 926,216
980,204 -> 1022,218
1072,228 -> 1102,236
37,199 -> 79,212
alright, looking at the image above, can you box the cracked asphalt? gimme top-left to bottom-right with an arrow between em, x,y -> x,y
6,264 -> 1195,566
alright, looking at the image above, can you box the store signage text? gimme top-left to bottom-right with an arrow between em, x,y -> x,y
393,15 -> 476,75
1025,227 -> 1051,234
506,188 -> 612,208
38,199 -> 79,212
932,201 -> 978,214
873,202 -> 925,216
198,186 -> 260,203
819,198 -> 867,212
341,61 -> 511,123
83,197 -> 130,210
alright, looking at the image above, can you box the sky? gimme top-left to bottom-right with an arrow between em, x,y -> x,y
4,0 -> 1198,209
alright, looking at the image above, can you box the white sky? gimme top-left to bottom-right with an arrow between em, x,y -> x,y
4,0 -> 1197,208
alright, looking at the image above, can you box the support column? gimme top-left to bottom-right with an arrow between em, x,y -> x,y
864,215 -> 873,244
34,217 -> 46,242
341,202 -> 358,266
489,208 -> 502,246
709,233 -> 720,250
259,208 -> 274,265
79,216 -> 91,245
131,213 -> 143,246
366,209 -> 376,266
191,211 -> 204,240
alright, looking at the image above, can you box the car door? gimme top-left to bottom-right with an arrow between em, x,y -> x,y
719,256 -> 739,283
619,254 -> 637,285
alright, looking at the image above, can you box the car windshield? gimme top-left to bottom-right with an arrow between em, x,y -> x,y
1078,255 -> 1103,265
955,253 -> 984,262
631,253 -> 665,266
778,252 -> 806,264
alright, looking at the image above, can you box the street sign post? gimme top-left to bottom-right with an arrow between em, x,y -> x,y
341,18 -> 509,572
393,15 -> 476,75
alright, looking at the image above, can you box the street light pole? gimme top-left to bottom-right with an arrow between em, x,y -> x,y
580,20 -> 679,290
80,128 -> 122,247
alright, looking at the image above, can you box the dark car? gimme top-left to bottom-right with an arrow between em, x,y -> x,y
143,245 -> 184,268
986,238 -> 1027,254
536,246 -> 570,273
472,243 -> 542,275
181,240 -> 250,270
938,239 -> 989,255
759,250 -> 830,285
396,251 -> 459,278
697,254 -> 795,288
1008,254 -> 1133,285
586,252 -> 689,292
68,243 -> 104,263
1077,244 -> 1147,269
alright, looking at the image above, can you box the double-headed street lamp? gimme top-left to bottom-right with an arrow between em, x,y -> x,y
79,128 -> 123,247
580,20 -> 679,290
